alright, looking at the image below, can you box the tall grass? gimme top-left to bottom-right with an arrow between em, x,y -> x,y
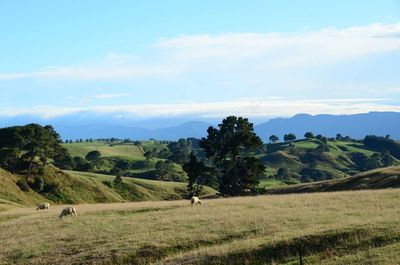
0,189 -> 399,264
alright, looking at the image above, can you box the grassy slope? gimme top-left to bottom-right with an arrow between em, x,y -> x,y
265,166 -> 400,194
0,166 -> 216,210
0,189 -> 399,264
261,139 -> 400,180
66,170 -> 216,201
63,141 -> 187,180
0,168 -> 46,211
63,142 -> 145,159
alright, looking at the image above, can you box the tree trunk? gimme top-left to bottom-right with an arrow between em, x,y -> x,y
27,156 -> 34,179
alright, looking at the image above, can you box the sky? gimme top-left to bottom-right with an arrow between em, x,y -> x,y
1,0 -> 400,121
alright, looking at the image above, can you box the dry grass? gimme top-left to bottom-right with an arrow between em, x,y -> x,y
0,189 -> 399,264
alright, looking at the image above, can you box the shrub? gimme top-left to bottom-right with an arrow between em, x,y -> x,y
16,179 -> 30,192
102,181 -> 113,188
32,176 -> 44,192
114,175 -> 123,185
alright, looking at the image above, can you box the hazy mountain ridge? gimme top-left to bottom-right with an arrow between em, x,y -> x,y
2,111 -> 400,140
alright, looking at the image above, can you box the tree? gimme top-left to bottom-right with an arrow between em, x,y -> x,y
167,139 -> 192,164
32,175 -> 44,192
304,132 -> 314,139
284,133 -> 296,142
53,147 -> 75,170
276,167 -> 290,180
114,159 -> 130,171
85,150 -> 103,169
21,124 -> 62,178
269,135 -> 279,143
382,151 -> 394,167
183,154 -> 216,196
144,150 -> 154,173
155,160 -> 174,180
200,116 -> 264,196
336,133 -> 343,140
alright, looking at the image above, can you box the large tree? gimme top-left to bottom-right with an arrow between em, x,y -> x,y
200,116 -> 265,196
0,124 -> 63,178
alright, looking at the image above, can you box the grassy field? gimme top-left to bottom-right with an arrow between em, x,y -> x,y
265,166 -> 400,194
0,189 -> 399,264
63,142 -> 145,159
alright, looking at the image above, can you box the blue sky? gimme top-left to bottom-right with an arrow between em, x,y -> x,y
1,0 -> 400,120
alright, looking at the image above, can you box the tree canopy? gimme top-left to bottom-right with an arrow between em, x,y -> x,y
199,116 -> 265,196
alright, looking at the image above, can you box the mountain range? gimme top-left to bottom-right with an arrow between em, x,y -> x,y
1,111 -> 400,141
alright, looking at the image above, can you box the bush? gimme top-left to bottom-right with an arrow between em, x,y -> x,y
102,181 -> 113,188
114,175 -> 123,185
16,179 -> 30,192
32,176 -> 44,192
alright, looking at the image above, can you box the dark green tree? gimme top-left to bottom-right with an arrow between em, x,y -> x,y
269,135 -> 279,143
168,139 -> 192,164
144,150 -> 154,173
183,154 -> 216,196
382,151 -> 394,167
284,133 -> 296,142
155,160 -> 174,180
200,116 -> 264,196
85,150 -> 103,169
304,132 -> 314,139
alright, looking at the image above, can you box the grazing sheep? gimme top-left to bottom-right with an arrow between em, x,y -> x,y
190,196 -> 202,206
36,202 -> 50,211
59,207 -> 78,219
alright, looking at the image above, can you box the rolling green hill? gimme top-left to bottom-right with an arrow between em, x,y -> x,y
260,139 -> 400,184
62,141 -> 188,181
0,165 -> 216,211
63,141 -> 145,159
0,168 -> 46,211
63,139 -> 400,187
264,166 -> 400,194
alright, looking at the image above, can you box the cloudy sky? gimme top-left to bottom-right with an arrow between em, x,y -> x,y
1,0 -> 400,120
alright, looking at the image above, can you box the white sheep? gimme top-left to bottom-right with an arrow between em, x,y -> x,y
36,202 -> 50,211
59,207 -> 78,219
190,196 -> 202,206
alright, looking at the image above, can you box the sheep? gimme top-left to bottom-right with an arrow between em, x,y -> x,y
59,207 -> 78,219
36,202 -> 50,211
190,196 -> 202,206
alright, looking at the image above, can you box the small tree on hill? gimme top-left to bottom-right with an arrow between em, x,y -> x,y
304,132 -> 314,139
269,135 -> 279,143
85,150 -> 103,169
284,133 -> 296,142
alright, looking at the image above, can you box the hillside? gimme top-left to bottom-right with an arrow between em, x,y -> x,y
265,166 -> 400,194
0,190 -> 399,264
0,168 -> 46,211
64,141 -> 145,159
259,138 -> 400,183
62,141 -> 188,181
0,166 -> 216,210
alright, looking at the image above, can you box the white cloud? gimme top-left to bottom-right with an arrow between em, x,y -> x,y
1,98 -> 399,119
0,23 -> 399,81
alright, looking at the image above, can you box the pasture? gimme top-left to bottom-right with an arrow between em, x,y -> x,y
0,189 -> 399,264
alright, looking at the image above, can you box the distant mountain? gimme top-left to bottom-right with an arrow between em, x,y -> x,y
255,112 -> 400,141
2,111 -> 400,140
54,121 -> 211,140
